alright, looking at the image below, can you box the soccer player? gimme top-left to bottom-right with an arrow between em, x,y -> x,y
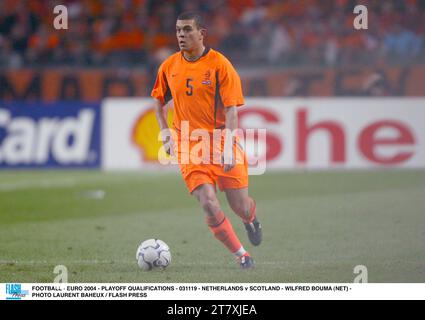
151,12 -> 262,269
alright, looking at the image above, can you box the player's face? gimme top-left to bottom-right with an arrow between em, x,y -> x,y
176,20 -> 204,52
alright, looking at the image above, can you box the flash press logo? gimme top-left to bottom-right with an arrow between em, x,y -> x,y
5,284 -> 29,300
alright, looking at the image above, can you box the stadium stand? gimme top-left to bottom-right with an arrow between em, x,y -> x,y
0,0 -> 424,68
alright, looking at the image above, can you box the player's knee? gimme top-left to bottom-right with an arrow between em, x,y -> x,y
231,199 -> 250,216
201,197 -> 220,216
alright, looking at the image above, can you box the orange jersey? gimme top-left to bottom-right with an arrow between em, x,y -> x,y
151,48 -> 245,134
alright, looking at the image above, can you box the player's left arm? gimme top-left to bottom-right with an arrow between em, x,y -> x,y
223,106 -> 238,172
218,56 -> 244,172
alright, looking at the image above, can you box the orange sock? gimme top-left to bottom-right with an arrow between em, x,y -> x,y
234,197 -> 256,224
207,211 -> 245,256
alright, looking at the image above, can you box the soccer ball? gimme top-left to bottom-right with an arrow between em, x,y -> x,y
136,239 -> 171,271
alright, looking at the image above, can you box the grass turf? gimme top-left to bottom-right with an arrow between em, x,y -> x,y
0,170 -> 424,283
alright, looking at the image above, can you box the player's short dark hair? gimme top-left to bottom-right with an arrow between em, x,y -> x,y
177,11 -> 206,29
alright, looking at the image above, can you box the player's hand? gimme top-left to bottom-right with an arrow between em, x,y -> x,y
222,136 -> 236,172
163,137 -> 174,156
223,155 -> 235,172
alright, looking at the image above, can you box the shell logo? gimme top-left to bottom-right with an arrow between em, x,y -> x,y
131,106 -> 173,162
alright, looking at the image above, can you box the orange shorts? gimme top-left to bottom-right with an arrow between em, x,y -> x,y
175,139 -> 248,193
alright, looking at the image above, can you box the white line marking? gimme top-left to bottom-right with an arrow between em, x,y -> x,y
0,260 -> 289,266
0,179 -> 76,192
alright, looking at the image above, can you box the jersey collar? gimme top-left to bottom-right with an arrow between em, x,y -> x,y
181,47 -> 210,63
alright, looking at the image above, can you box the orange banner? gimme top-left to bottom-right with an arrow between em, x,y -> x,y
1,65 -> 424,102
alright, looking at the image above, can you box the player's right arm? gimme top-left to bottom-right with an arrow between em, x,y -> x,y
151,61 -> 173,155
153,98 -> 173,155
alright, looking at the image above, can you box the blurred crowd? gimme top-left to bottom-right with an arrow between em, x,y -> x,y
0,0 -> 424,69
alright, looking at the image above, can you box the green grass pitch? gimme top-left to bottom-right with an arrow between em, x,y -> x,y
0,170 -> 424,283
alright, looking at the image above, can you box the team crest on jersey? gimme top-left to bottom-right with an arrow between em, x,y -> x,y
202,70 -> 212,85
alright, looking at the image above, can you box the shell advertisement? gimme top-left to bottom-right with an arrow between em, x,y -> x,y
102,98 -> 425,170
